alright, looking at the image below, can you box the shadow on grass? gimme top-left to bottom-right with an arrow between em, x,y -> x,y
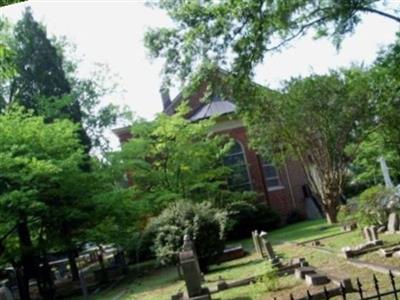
208,259 -> 262,275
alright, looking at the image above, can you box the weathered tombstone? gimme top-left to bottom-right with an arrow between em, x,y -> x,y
251,231 -> 262,256
0,287 -> 14,300
179,237 -> 210,300
370,226 -> 379,241
259,232 -> 275,259
78,271 -> 89,300
388,212 -> 399,233
363,226 -> 373,242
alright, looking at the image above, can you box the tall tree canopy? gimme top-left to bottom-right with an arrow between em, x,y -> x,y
115,104 -> 243,214
0,8 -> 125,153
145,0 -> 400,85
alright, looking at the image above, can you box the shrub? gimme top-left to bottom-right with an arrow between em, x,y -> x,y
226,201 -> 280,239
355,185 -> 391,226
337,199 -> 358,225
147,201 -> 228,272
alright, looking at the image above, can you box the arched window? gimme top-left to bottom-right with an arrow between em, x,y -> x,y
224,141 -> 252,191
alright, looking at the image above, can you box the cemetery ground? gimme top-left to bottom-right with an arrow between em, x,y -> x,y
70,219 -> 400,300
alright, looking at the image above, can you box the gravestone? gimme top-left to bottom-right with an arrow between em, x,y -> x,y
370,226 -> 378,241
251,231 -> 262,256
0,287 -> 14,300
178,237 -> 210,300
259,232 -> 281,267
364,226 -> 373,242
388,213 -> 399,233
305,273 -> 330,286
364,226 -> 379,242
295,267 -> 316,280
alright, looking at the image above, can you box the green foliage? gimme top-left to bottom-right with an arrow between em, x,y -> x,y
0,105 -> 83,260
351,132 -> 400,186
242,69 -> 374,224
355,185 -> 391,226
337,199 -> 358,225
116,103 -> 243,213
227,201 -> 280,240
0,8 -> 126,153
249,267 -> 279,298
145,0 -> 399,86
370,33 -> 400,165
0,0 -> 26,7
147,200 -> 228,271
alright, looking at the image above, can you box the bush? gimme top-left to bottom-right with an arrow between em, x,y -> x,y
226,201 -> 280,239
147,201 -> 228,272
355,185 -> 391,226
337,199 -> 358,225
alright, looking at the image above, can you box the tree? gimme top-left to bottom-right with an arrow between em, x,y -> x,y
0,106 -> 135,298
0,8 -> 126,154
115,104 -> 238,213
0,106 -> 84,299
371,33 -> 400,163
145,0 -> 399,223
145,0 -> 400,85
350,132 -> 400,188
240,69 -> 374,223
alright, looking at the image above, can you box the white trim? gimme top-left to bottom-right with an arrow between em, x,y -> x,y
267,186 -> 285,192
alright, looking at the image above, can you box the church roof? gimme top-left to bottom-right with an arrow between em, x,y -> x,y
189,100 -> 236,121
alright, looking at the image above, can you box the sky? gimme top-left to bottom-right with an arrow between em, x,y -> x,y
1,0 -> 399,145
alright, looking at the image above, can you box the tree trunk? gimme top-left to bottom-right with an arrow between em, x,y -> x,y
324,204 -> 338,224
67,249 -> 80,281
17,221 -> 36,300
38,252 -> 55,300
15,265 -> 31,300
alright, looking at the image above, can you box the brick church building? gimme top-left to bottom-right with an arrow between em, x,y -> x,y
113,84 -> 322,221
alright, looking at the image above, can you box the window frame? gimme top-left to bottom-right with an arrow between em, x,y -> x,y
224,140 -> 253,191
262,160 -> 284,191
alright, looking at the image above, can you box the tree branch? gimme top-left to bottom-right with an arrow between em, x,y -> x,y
361,7 -> 400,23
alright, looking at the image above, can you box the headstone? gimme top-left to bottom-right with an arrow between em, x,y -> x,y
295,267 -> 316,280
311,240 -> 321,246
251,231 -> 262,256
364,226 -> 373,242
179,237 -> 210,300
259,232 -> 275,259
388,213 -> 399,233
370,226 -> 379,241
305,273 -> 330,286
0,287 -> 14,300
78,271 -> 89,300
377,225 -> 387,233
342,223 -> 357,232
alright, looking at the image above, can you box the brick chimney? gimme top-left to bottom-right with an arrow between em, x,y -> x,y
160,87 -> 171,111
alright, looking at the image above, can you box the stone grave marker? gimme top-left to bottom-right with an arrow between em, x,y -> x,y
0,287 -> 14,300
388,212 -> 400,233
364,226 -> 373,242
176,237 -> 210,300
251,231 -> 262,257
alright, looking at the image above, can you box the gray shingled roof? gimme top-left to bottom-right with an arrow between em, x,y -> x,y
189,100 -> 236,121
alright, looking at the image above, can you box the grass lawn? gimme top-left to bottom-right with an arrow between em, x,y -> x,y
70,219 -> 400,300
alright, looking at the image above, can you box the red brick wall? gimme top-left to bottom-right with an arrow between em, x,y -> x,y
218,125 -> 307,220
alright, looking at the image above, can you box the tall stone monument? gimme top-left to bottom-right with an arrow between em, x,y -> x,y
176,236 -> 211,300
